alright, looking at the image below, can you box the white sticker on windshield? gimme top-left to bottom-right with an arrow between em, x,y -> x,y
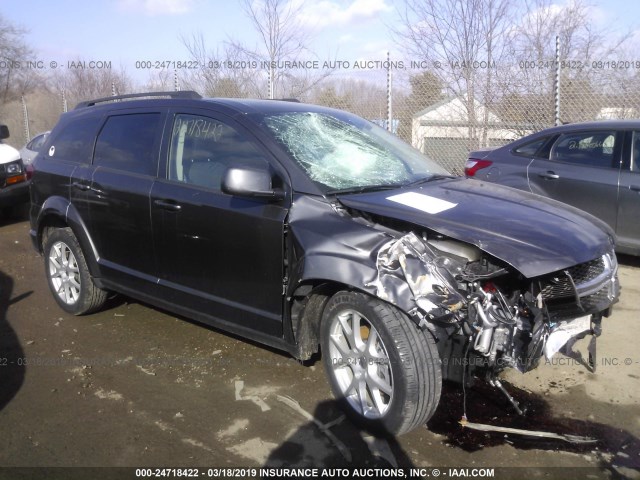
387,192 -> 457,214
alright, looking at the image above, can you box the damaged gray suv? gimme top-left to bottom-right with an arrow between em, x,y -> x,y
29,92 -> 620,435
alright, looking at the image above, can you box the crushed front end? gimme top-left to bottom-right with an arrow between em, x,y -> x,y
368,231 -> 620,390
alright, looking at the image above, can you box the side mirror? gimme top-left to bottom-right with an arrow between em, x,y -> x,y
0,125 -> 9,140
221,166 -> 285,200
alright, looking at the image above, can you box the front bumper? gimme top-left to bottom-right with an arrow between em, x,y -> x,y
0,180 -> 29,208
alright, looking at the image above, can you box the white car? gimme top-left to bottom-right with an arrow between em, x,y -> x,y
19,131 -> 50,165
0,124 -> 29,217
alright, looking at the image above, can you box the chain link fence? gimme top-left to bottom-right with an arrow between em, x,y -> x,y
6,41 -> 640,175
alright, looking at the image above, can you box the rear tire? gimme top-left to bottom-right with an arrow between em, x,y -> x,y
320,291 -> 442,435
44,227 -> 107,315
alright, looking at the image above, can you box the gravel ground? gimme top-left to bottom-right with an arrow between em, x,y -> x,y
0,215 -> 638,479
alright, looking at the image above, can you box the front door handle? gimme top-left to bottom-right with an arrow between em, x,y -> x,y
89,186 -> 106,197
154,199 -> 182,211
539,171 -> 560,180
72,182 -> 90,191
630,185 -> 640,193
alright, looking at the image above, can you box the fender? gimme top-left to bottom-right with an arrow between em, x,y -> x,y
35,196 -> 101,278
291,253 -> 380,298
287,253 -> 387,361
287,194 -> 392,301
286,195 -> 426,346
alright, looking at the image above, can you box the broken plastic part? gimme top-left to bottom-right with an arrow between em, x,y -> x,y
459,420 -> 597,444
367,232 -> 466,320
544,315 -> 591,360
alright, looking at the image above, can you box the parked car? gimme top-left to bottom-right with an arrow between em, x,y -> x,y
30,92 -> 619,435
0,124 -> 29,217
466,121 -> 640,255
19,131 -> 50,165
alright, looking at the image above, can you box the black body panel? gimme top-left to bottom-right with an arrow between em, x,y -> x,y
338,178 -> 615,278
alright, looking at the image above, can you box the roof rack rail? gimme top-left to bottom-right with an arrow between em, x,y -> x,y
75,91 -> 202,109
277,98 -> 300,103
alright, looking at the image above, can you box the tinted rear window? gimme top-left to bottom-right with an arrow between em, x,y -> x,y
48,116 -> 102,164
94,113 -> 161,175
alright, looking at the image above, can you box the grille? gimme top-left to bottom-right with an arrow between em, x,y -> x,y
547,285 -> 612,320
539,252 -> 617,320
567,257 -> 605,283
540,256 -> 605,300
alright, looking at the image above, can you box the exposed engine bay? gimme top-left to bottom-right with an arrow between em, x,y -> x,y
368,230 -> 620,391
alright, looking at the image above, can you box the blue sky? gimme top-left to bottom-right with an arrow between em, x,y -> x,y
2,0 -> 639,83
2,0 -> 394,81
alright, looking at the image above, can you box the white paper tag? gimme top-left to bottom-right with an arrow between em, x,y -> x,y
387,192 -> 457,214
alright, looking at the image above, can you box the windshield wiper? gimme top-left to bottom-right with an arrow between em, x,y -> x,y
326,183 -> 403,195
402,174 -> 456,188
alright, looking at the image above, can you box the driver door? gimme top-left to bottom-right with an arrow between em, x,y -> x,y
150,110 -> 289,336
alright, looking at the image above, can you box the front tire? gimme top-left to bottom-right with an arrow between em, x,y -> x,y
44,227 -> 107,315
320,291 -> 442,435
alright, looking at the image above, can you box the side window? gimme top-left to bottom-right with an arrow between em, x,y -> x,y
47,116 -> 102,164
632,131 -> 640,173
28,133 -> 47,151
168,114 -> 268,190
550,131 -> 617,168
94,113 -> 161,175
513,137 -> 549,158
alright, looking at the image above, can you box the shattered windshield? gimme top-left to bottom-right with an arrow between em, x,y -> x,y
261,111 -> 450,193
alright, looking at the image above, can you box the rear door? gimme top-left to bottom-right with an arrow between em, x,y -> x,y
527,129 -> 622,232
616,130 -> 640,251
87,109 -> 165,291
492,136 -> 552,188
35,114 -> 103,226
150,109 -> 289,336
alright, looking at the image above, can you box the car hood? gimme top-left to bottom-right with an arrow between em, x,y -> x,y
337,178 -> 614,278
0,143 -> 20,164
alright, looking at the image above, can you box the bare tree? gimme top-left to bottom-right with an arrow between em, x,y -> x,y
180,33 -> 264,98
316,77 -> 387,118
231,0 -> 332,99
49,63 -> 133,107
501,0 -> 631,125
0,14 -> 37,105
395,0 -> 513,146
143,69 -> 176,93
511,0 -> 629,66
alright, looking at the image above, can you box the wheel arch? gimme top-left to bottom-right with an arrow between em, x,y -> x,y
287,251 -> 382,359
287,247 -> 439,360
289,276 -> 429,361
289,280 -> 348,361
35,197 -> 101,278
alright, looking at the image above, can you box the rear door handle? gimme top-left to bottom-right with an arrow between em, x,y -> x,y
153,199 -> 182,211
538,171 -> 560,180
630,185 -> 640,192
72,182 -> 106,196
